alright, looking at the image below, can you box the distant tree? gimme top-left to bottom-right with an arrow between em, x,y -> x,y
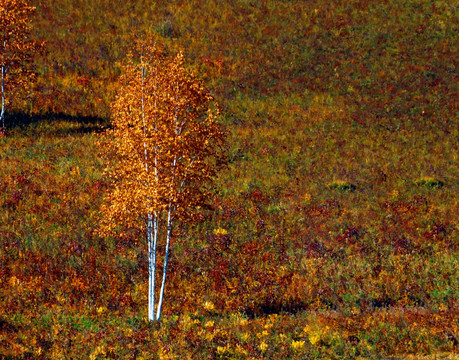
99,42 -> 225,321
0,0 -> 42,129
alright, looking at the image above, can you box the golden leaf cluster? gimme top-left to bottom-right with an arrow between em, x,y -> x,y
0,0 -> 43,110
98,41 -> 225,236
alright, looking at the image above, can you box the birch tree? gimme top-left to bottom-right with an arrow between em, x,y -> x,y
99,43 -> 225,321
0,0 -> 41,129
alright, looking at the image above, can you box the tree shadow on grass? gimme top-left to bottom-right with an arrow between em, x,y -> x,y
5,111 -> 110,136
243,299 -> 314,319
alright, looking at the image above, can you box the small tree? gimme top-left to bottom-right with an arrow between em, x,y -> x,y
0,0 -> 41,128
99,43 -> 225,321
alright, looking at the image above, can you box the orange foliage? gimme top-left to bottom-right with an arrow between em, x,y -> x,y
99,42 -> 225,234
0,0 -> 43,127
97,40 -> 226,320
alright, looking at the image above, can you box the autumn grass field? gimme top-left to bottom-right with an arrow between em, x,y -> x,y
1,0 -> 458,358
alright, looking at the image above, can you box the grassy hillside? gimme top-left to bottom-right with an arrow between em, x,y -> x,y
1,0 -> 457,358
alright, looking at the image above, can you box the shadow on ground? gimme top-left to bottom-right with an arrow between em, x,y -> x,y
4,111 -> 109,135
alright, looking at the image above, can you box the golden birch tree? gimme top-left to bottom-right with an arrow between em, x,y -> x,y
0,0 -> 42,129
99,43 -> 225,321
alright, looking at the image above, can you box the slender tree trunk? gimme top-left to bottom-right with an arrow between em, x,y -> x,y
0,77 -> 5,128
148,213 -> 160,321
147,214 -> 153,320
1,66 -> 5,128
155,90 -> 179,320
156,205 -> 172,320
1,37 -> 3,127
1,39 -> 7,128
140,62 -> 160,322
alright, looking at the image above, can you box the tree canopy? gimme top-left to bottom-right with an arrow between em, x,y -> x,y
0,0 -> 42,127
98,42 -> 226,320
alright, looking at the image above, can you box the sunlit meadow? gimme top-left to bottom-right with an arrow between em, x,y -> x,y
0,0 -> 457,358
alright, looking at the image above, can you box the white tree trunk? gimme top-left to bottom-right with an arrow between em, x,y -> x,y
156,205 -> 172,320
140,63 -> 160,322
1,65 -> 5,128
147,213 -> 155,321
1,39 -> 7,128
